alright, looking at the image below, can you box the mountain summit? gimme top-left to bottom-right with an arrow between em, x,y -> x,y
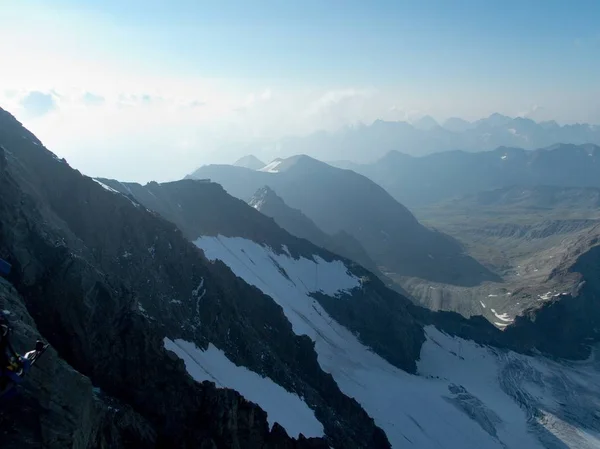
233,154 -> 266,170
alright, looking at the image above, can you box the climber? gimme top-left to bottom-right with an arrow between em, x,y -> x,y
0,259 -> 49,401
0,311 -> 25,393
0,311 -> 48,401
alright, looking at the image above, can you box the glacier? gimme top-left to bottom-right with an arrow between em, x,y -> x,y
194,235 -> 600,449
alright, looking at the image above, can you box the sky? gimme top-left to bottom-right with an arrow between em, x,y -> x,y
1,0 -> 599,182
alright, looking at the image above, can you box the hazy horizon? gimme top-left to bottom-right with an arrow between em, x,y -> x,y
2,0 -> 599,182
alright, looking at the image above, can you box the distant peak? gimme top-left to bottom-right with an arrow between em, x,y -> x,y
412,115 -> 440,131
248,185 -> 285,210
442,117 -> 473,132
233,154 -> 266,170
259,154 -> 326,174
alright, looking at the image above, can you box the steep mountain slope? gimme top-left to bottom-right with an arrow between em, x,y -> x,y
219,114 -> 600,164
0,107 -> 387,448
247,186 -> 379,275
93,177 -> 424,374
188,155 -> 499,287
337,144 -> 600,207
234,155 -> 265,170
97,173 -> 600,448
103,173 -> 600,365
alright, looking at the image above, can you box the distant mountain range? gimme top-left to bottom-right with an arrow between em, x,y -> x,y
187,154 -> 499,286
333,144 -> 600,207
220,113 -> 600,164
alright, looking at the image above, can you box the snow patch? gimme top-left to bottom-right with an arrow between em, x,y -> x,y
137,302 -> 153,320
491,309 -> 514,323
93,179 -> 119,193
259,159 -> 283,173
163,338 -> 324,438
92,178 -> 140,208
192,278 -> 206,324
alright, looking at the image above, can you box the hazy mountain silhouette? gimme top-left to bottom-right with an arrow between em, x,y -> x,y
188,155 -> 500,286
223,114 -> 600,164
233,154 -> 265,170
333,144 -> 600,207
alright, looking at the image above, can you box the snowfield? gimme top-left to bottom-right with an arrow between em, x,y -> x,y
164,338 -> 324,439
194,235 -> 600,449
259,159 -> 283,173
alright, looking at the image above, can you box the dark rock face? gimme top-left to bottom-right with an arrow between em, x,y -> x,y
0,107 -> 379,448
0,278 -> 145,449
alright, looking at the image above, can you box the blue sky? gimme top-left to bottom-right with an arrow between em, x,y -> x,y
0,0 -> 599,181
5,0 -> 599,85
